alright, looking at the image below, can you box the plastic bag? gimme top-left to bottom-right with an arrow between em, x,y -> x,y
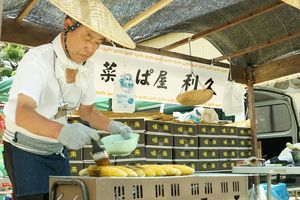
222,81 -> 246,116
265,143 -> 300,165
200,108 -> 219,124
261,183 -> 290,200
173,107 -> 219,124
112,73 -> 135,113
173,107 -> 203,123
248,184 -> 267,200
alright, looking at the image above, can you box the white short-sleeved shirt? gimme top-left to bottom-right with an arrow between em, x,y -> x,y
3,42 -> 96,143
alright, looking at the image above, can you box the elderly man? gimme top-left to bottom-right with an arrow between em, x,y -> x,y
2,0 -> 136,199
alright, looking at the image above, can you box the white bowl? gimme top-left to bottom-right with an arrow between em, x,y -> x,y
100,133 -> 139,156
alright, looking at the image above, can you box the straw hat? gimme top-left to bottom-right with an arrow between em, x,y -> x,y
176,89 -> 213,106
49,0 -> 136,49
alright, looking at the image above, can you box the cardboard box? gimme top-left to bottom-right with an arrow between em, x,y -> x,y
238,149 -> 253,158
238,138 -> 252,147
199,149 -> 219,159
145,159 -> 173,164
115,118 -> 145,131
82,145 -> 94,161
172,123 -> 197,135
219,137 -> 237,147
68,148 -> 82,161
82,145 -> 114,161
198,125 -> 219,135
198,137 -> 219,147
145,146 -> 172,160
49,174 -> 248,200
83,160 -> 116,168
172,159 -> 199,171
145,132 -> 173,147
136,131 -> 145,145
173,135 -> 198,147
237,127 -> 251,136
198,161 -> 219,171
83,161 -> 95,169
219,149 -> 238,159
219,126 -> 237,136
146,120 -> 173,133
219,160 -> 236,170
173,147 -> 198,160
115,158 -> 146,166
69,161 -> 83,176
115,146 -> 145,159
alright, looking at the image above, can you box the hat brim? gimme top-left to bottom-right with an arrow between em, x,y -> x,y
50,0 -> 136,49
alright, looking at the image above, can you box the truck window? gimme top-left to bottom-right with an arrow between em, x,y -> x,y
256,103 -> 292,133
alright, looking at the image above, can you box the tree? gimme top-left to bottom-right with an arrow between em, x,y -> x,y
0,43 -> 27,81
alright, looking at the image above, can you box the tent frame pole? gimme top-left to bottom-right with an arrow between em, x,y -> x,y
246,67 -> 261,196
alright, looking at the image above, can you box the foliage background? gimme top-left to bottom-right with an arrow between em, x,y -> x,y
0,43 -> 27,81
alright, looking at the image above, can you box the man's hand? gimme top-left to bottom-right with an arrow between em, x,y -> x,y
57,123 -> 100,150
108,121 -> 132,139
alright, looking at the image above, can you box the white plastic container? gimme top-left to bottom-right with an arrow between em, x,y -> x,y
112,73 -> 135,113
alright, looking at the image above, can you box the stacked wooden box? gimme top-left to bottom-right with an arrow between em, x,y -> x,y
68,117 -> 252,175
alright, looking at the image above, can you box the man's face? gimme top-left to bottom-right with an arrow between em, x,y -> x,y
66,23 -> 105,64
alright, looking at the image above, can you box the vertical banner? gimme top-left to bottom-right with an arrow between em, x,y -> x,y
90,45 -> 229,108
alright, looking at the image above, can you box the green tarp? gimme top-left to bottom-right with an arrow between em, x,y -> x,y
0,77 -> 13,103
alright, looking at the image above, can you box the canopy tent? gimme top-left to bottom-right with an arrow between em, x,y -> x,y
2,1 -> 300,189
2,0 -> 300,68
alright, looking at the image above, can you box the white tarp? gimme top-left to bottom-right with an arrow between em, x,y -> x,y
90,45 -> 229,108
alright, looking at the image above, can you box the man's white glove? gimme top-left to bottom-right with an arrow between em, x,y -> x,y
58,123 -> 100,150
108,121 -> 132,139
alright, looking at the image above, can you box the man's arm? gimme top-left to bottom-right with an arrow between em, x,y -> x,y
15,94 -> 63,139
78,104 -> 111,131
79,104 -> 133,139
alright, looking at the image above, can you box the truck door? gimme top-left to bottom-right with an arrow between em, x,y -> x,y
254,89 -> 299,160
